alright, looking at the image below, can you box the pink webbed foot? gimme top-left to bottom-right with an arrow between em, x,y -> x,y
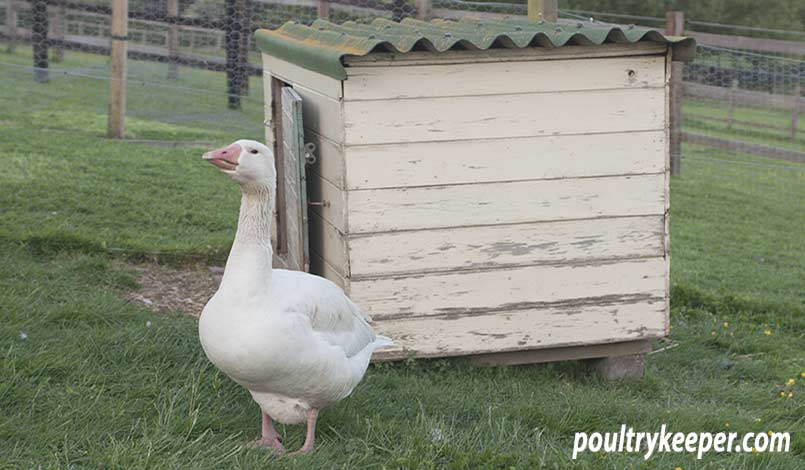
249,412 -> 285,453
288,408 -> 319,456
249,437 -> 284,452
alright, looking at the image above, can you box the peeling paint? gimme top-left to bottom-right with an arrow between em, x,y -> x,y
469,331 -> 509,339
422,293 -> 661,320
481,241 -> 559,258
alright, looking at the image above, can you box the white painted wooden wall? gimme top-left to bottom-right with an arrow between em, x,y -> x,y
261,44 -> 671,361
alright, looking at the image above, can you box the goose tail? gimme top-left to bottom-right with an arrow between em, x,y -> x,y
372,335 -> 394,350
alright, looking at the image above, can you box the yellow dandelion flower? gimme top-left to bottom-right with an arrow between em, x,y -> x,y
801,372 -> 805,378
779,391 -> 786,397
764,329 -> 772,336
768,431 -> 774,436
723,322 -> 729,328
725,422 -> 730,427
710,330 -> 717,336
751,447 -> 758,453
675,467 -> 682,470
729,332 -> 734,337
787,378 -> 796,386
788,392 -> 794,398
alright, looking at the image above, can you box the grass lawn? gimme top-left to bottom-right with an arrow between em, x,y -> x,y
1,46 -> 803,469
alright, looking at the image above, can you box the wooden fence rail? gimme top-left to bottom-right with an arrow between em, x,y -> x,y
684,83 -> 804,112
2,1 -> 802,161
688,31 -> 805,56
682,132 -> 805,164
683,81 -> 801,144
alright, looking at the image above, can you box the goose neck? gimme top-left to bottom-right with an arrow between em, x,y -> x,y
219,186 -> 274,297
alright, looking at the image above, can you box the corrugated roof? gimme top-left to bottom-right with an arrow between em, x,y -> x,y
255,17 -> 696,80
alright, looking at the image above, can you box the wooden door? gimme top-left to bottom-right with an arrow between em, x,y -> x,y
272,85 -> 310,272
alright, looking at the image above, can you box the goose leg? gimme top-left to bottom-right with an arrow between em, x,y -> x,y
249,412 -> 284,452
290,408 -> 319,455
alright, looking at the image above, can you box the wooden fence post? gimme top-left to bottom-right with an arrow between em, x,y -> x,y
415,0 -> 431,20
5,0 -> 17,53
666,10 -> 684,176
317,0 -> 330,19
792,81 -> 801,140
166,0 -> 179,80
528,0 -> 558,22
224,0 -> 241,109
51,0 -> 65,62
32,0 -> 48,83
726,78 -> 738,129
108,0 -> 128,138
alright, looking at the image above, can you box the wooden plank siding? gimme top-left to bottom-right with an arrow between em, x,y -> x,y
373,299 -> 667,359
344,55 -> 665,101
350,257 -> 666,320
663,50 -> 672,334
347,173 -> 666,233
287,84 -> 344,144
261,53 -> 343,100
304,129 -> 346,189
344,131 -> 666,190
306,172 -> 348,233
341,53 -> 669,357
343,87 -> 666,145
348,215 -> 665,278
309,251 -> 348,290
308,211 -> 350,278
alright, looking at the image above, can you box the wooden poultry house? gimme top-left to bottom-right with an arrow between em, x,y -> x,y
255,17 -> 695,375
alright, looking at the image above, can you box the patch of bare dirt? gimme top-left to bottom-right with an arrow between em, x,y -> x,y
120,261 -> 224,317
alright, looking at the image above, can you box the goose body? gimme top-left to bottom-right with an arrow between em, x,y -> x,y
200,269 -> 391,424
197,140 -> 391,453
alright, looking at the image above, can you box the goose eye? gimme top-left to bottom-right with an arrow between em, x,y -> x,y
250,149 -> 258,154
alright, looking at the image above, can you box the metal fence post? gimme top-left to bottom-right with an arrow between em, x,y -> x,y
237,0 -> 252,95
224,0 -> 241,109
666,10 -> 685,176
392,0 -> 406,21
32,0 -> 49,83
108,0 -> 128,138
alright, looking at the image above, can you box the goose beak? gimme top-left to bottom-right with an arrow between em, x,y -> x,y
203,144 -> 241,172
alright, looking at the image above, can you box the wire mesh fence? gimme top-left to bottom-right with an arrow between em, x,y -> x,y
558,9 -> 803,301
1,1 -> 802,300
559,12 -> 803,181
0,0 -> 530,141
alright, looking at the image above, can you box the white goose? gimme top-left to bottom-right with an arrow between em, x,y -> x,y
198,139 -> 392,454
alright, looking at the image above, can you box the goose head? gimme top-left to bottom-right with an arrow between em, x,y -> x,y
203,139 -> 275,189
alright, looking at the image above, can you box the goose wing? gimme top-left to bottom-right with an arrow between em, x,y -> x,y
270,269 -> 378,358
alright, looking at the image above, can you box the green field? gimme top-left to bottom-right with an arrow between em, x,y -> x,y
1,46 -> 803,469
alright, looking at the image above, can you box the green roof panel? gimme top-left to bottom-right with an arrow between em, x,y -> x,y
255,17 -> 696,80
